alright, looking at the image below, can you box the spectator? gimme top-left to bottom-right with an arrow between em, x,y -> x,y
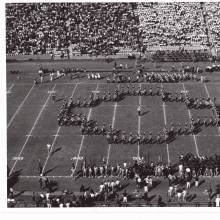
6,3 -> 142,56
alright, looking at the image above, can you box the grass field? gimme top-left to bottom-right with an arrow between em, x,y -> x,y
7,59 -> 220,195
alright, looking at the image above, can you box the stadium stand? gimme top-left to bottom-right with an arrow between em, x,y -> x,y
6,2 -> 220,57
6,3 -> 141,56
138,2 -> 208,47
204,2 -> 220,47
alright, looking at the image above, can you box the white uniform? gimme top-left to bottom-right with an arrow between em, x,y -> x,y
47,144 -> 51,154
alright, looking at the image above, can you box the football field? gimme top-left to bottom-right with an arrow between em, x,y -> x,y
7,59 -> 220,191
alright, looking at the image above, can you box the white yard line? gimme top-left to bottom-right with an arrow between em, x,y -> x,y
162,102 -> 167,126
8,104 -> 168,108
77,104 -> 167,107
7,83 -> 14,94
74,84 -> 99,171
7,133 -> 220,138
41,83 -> 79,174
10,82 -> 220,86
19,174 -> 220,179
182,83 -> 200,157
161,84 -> 170,164
9,84 -> 57,175
203,83 -> 211,100
106,101 -> 118,166
203,83 -> 220,134
19,175 -> 80,178
7,84 -> 35,128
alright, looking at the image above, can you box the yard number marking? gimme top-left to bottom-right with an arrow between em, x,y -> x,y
12,156 -> 23,161
180,90 -> 189,94
71,156 -> 83,160
132,156 -> 143,161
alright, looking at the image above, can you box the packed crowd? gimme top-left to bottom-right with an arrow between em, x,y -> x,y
6,2 -> 220,55
138,2 -> 208,47
6,3 -> 141,55
205,2 -> 220,47
151,50 -> 211,62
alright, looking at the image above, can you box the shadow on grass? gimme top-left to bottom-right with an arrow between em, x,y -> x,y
198,179 -> 205,187
55,98 -> 64,102
211,184 -> 220,199
187,193 -> 197,202
14,190 -> 26,198
74,171 -> 82,180
51,147 -> 62,156
140,111 -> 149,117
70,74 -> 86,80
193,127 -> 202,135
43,165 -> 59,176
165,136 -> 176,144
47,180 -> 59,193
8,169 -> 22,189
113,129 -> 122,136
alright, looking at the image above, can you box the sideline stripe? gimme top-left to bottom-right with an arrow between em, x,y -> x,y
18,175 -> 220,179
7,133 -> 220,138
8,82 -> 220,86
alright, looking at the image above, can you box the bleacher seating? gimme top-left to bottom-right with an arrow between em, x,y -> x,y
5,2 -> 220,58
